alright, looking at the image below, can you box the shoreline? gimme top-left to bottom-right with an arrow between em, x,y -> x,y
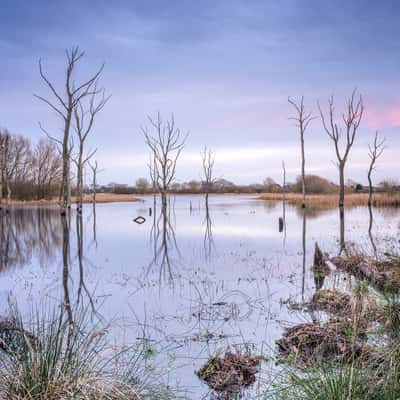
3,191 -> 400,208
258,192 -> 400,208
3,193 -> 142,206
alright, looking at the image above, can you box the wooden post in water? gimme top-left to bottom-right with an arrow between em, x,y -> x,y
279,217 -> 284,232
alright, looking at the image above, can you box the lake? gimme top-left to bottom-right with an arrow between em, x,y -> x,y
0,195 -> 399,399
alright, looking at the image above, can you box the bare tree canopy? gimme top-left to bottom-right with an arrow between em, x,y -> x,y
367,131 -> 385,206
0,130 -> 62,202
73,83 -> 110,211
142,112 -> 188,206
201,146 -> 215,205
288,96 -> 315,208
318,89 -> 364,208
35,46 -> 105,212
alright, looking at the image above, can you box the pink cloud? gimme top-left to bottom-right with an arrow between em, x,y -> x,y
365,106 -> 400,128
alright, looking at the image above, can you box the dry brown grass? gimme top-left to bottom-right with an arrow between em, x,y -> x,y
259,192 -> 400,208
7,193 -> 141,206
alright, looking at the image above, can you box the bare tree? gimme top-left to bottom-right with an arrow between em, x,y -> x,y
201,146 -> 215,207
318,90 -> 364,208
35,47 -> 104,213
367,131 -> 385,207
88,160 -> 99,204
142,112 -> 188,208
288,96 -> 315,208
73,89 -> 109,212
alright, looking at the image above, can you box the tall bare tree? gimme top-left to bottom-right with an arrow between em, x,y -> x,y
35,47 -> 104,213
73,88 -> 109,212
201,146 -> 215,207
318,90 -> 364,208
288,96 -> 315,208
142,112 -> 188,208
367,131 -> 385,207
88,160 -> 99,204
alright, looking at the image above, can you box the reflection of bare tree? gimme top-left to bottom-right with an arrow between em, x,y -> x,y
61,212 -> 73,325
92,203 -> 98,248
0,208 -> 62,271
301,210 -> 306,301
148,200 -> 180,285
368,204 -> 377,259
339,207 -> 346,255
74,212 -> 98,318
204,204 -> 215,260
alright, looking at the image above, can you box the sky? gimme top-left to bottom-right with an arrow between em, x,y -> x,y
0,0 -> 399,185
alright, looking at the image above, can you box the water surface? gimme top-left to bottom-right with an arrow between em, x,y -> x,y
1,195 -> 399,398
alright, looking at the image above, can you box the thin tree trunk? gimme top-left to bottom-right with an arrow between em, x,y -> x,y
301,133 -> 306,208
62,108 -> 72,211
367,171 -> 373,207
339,162 -> 345,208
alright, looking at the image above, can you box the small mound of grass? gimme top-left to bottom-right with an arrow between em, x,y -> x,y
276,322 -> 368,365
196,351 -> 262,394
310,290 -> 352,315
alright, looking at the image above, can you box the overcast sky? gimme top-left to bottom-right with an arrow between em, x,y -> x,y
1,0 -> 399,185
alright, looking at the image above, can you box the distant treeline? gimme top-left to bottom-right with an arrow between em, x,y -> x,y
99,175 -> 400,196
2,129 -> 399,201
0,130 -> 62,201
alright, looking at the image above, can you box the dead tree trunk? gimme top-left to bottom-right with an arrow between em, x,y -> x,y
142,112 -> 188,207
367,131 -> 385,207
89,160 -> 98,204
201,146 -> 215,209
36,47 -> 104,214
288,96 -> 315,208
318,90 -> 364,209
73,90 -> 108,212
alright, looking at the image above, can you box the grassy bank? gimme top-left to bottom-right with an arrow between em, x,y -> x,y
0,303 -> 173,400
259,192 -> 400,208
5,193 -> 141,206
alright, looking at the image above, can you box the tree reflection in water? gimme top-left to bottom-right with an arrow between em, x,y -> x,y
0,207 -> 62,271
0,206 -> 99,325
204,200 -> 215,261
148,199 -> 180,286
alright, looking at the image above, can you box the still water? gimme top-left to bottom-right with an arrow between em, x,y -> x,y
0,195 -> 399,398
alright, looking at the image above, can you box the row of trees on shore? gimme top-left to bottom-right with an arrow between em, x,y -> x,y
0,131 -> 62,202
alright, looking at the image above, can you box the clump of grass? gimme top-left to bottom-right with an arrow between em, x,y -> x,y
0,302 -> 172,400
275,361 -> 381,400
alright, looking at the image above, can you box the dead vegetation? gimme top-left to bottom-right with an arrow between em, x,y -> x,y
276,322 -> 367,365
331,255 -> 400,292
259,192 -> 400,208
196,351 -> 262,394
7,193 -> 141,206
310,289 -> 352,315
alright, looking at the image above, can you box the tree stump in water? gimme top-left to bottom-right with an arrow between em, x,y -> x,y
279,217 -> 284,232
313,242 -> 325,267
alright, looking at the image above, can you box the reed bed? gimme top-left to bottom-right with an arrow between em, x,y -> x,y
259,192 -> 400,208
